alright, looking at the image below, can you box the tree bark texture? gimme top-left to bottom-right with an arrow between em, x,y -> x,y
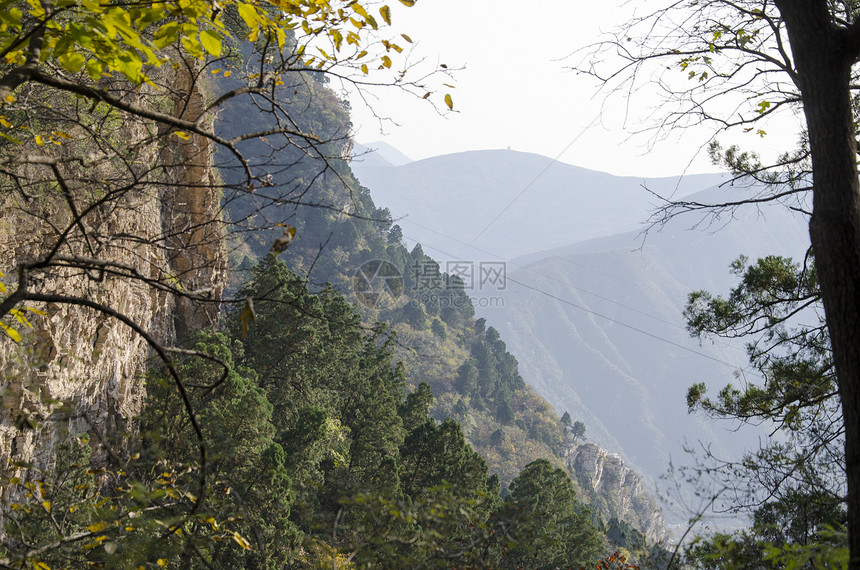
776,0 -> 860,565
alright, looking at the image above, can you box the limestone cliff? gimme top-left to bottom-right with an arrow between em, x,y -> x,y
566,441 -> 668,544
0,65 -> 225,482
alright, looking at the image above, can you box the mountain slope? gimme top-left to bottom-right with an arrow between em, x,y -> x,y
477,186 -> 811,523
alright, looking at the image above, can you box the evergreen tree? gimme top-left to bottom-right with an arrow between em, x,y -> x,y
504,459 -> 604,569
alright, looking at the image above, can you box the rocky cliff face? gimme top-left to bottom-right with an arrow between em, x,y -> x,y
158,62 -> 226,337
0,187 -> 174,466
566,441 -> 667,544
0,65 -> 225,483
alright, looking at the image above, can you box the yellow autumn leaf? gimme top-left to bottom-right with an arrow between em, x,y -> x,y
0,321 -> 21,342
35,135 -> 44,146
237,2 -> 258,29
173,131 -> 190,140
239,297 -> 255,340
444,93 -> 454,110
157,559 -> 168,567
4,94 -> 14,103
200,29 -> 222,57
351,3 -> 367,18
87,521 -> 109,533
379,5 -> 391,25
11,309 -> 31,327
231,531 -> 252,549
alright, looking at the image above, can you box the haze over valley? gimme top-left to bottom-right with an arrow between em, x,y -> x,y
353,142 -> 812,525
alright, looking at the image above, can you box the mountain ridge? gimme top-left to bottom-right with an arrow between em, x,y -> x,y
351,147 -> 728,263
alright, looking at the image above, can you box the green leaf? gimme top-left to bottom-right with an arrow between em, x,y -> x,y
181,35 -> 203,58
113,55 -> 144,83
58,51 -> 86,73
153,21 -> 180,49
85,57 -> 105,80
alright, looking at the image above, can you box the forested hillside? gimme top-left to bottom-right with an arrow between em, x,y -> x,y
213,65 -> 572,488
213,50 -> 667,538
487,190 -> 810,490
0,9 -> 666,569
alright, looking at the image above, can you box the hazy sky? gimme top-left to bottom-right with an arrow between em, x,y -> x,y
346,0 -> 801,177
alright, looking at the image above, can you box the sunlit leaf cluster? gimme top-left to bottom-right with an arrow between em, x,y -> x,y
0,0 -> 421,84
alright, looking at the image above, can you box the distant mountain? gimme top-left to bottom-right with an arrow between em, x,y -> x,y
351,148 -> 726,263
352,140 -> 414,168
476,185 -> 811,524
352,143 -> 811,525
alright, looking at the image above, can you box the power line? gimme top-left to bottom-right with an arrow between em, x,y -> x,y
400,215 -> 740,344
405,235 -> 747,373
503,276 -> 743,371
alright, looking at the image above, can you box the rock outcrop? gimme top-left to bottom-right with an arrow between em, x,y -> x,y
566,441 -> 667,544
0,64 -> 225,485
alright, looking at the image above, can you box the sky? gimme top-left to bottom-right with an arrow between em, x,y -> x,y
345,0 -> 802,178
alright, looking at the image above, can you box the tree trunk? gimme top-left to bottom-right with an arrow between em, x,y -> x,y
776,1 -> 860,565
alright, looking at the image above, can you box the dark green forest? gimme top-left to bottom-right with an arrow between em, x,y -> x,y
1,255 -> 627,568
